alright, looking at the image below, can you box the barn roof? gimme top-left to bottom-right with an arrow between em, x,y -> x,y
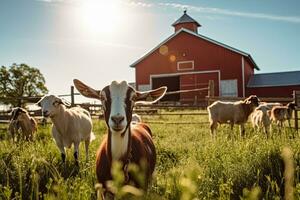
247,70 -> 300,88
130,28 -> 259,70
172,10 -> 201,27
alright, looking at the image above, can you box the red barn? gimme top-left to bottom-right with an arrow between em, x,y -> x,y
247,71 -> 300,98
130,11 -> 300,103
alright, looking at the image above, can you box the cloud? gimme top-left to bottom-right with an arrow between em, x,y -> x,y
36,0 -> 63,2
127,1 -> 153,7
36,0 -> 300,23
159,3 -> 300,23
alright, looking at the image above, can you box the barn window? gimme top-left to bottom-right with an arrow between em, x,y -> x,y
138,84 -> 151,91
220,79 -> 238,97
177,60 -> 194,71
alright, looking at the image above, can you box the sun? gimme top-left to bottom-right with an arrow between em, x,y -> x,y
79,0 -> 122,34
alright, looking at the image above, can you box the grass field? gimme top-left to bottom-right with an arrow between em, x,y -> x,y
0,110 -> 300,199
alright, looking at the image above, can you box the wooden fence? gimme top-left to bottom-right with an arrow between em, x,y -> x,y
0,86 -> 299,130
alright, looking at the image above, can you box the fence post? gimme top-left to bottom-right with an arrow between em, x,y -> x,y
207,80 -> 214,106
71,86 -> 75,107
208,80 -> 214,97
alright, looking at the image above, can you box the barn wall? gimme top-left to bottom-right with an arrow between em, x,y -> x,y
247,85 -> 300,98
243,57 -> 255,97
244,58 -> 254,86
135,31 -> 249,97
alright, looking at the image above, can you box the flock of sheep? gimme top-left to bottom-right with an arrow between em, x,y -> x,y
208,95 -> 296,137
5,79 -> 297,199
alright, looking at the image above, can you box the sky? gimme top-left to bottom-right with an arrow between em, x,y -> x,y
0,0 -> 300,102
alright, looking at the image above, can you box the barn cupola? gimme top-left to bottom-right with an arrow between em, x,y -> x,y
172,10 -> 201,33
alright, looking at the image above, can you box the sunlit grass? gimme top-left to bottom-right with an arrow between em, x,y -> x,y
0,111 -> 300,199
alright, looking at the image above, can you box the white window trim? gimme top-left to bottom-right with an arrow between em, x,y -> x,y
177,60 -> 194,71
241,56 -> 245,97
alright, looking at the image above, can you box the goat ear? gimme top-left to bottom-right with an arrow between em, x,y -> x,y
73,79 -> 103,100
134,86 -> 167,105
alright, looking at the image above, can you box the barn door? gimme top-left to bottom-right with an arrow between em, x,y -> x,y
220,79 -> 238,97
152,76 -> 180,101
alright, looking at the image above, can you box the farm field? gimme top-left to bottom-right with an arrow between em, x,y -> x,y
0,110 -> 300,199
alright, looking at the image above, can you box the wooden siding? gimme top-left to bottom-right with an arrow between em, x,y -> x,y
247,85 -> 300,98
135,31 -> 252,97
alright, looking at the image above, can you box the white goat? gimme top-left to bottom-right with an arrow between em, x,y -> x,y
251,105 -> 271,136
8,107 -> 37,141
207,95 -> 259,137
37,95 -> 95,164
132,113 -> 142,123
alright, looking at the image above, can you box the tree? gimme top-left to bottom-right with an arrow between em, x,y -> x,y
0,63 -> 48,107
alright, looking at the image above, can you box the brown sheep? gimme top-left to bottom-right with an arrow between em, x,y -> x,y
270,102 -> 296,129
8,107 -> 37,141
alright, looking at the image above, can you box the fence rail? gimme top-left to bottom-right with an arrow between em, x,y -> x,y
0,87 -> 299,130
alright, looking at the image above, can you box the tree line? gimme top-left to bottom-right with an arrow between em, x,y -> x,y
0,63 -> 48,107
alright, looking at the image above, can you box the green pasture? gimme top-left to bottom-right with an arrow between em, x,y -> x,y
0,110 -> 300,199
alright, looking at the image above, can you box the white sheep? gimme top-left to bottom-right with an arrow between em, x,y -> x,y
251,105 -> 271,136
207,95 -> 259,137
260,102 -> 282,110
37,95 -> 95,164
8,107 -> 37,141
131,113 -> 142,123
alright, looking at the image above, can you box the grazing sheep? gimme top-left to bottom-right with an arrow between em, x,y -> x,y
207,95 -> 259,137
8,118 -> 20,142
251,105 -> 271,136
73,79 -> 167,199
270,102 -> 296,129
260,102 -> 282,110
37,95 -> 95,164
8,107 -> 37,141
132,113 -> 142,123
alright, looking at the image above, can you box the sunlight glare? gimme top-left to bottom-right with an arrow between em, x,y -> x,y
80,0 -> 123,34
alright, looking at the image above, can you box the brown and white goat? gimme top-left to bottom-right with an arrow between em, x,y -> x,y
270,102 -> 296,129
73,79 -> 167,199
8,107 -> 37,141
207,95 -> 259,137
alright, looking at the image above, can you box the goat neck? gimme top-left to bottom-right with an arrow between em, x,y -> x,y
107,123 -> 131,163
50,105 -> 68,135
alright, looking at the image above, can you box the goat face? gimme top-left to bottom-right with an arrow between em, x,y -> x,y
37,95 -> 70,118
287,102 -> 296,110
245,95 -> 260,107
73,79 -> 167,134
100,81 -> 135,133
11,107 -> 27,121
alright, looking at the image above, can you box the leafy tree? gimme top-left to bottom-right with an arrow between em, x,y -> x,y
0,63 -> 48,107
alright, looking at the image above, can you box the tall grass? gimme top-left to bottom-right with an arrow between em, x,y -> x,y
0,111 -> 300,199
